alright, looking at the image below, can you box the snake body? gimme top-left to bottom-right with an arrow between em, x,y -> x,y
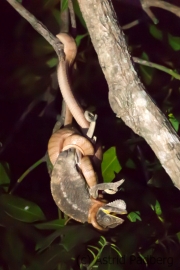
48,32 -> 102,187
48,127 -> 98,187
56,33 -> 90,129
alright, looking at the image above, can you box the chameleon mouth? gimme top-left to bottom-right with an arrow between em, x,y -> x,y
100,199 -> 127,219
102,208 -> 127,217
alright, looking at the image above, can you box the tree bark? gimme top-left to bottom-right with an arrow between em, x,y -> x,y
77,0 -> 180,189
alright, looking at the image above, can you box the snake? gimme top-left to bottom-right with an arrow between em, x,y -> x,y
48,32 -> 102,187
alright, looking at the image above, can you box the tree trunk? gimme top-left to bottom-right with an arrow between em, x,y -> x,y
77,0 -> 180,189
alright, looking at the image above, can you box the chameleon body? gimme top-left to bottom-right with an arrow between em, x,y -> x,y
51,149 -> 96,223
51,148 -> 127,230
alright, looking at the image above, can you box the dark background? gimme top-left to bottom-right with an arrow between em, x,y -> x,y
1,0 -> 180,269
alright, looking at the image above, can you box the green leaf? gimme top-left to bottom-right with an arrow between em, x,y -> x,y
168,33 -> 180,51
111,245 -> 122,258
138,253 -> 148,266
0,162 -> 11,192
125,159 -> 136,169
0,194 -> 45,222
176,232 -> 180,242
87,248 -> 96,259
141,248 -> 154,258
150,200 -> 162,216
3,230 -> 24,269
35,219 -> 66,230
73,0 -> 87,29
168,113 -> 179,131
52,9 -> 60,24
75,34 -> 88,47
61,0 -> 68,12
36,224 -> 99,252
61,224 -> 99,251
46,57 -> 58,68
36,229 -> 63,252
149,25 -> 163,40
127,211 -> 141,222
33,37 -> 54,56
43,0 -> 60,9
101,147 -> 122,183
97,245 -> 123,270
27,245 -> 77,270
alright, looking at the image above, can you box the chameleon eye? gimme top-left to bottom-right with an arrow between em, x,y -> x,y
102,215 -> 111,226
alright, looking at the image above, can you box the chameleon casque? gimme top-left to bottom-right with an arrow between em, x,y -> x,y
48,33 -> 127,230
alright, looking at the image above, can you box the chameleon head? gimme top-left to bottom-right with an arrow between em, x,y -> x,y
96,200 -> 127,229
88,199 -> 127,230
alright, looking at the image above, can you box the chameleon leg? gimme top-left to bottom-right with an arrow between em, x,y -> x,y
89,179 -> 125,199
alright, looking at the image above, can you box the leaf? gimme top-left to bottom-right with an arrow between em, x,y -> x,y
138,253 -> 148,266
73,0 -> 87,29
111,245 -> 123,260
33,37 -> 54,56
43,0 -> 60,9
150,200 -> 162,216
168,33 -> 180,51
46,57 -> 58,68
75,34 -> 88,47
61,224 -> 99,251
61,0 -> 68,12
127,211 -> 141,222
147,169 -> 173,188
2,230 -> 24,269
52,9 -> 60,24
97,245 -> 123,270
36,229 -> 63,252
176,232 -> 180,242
27,245 -> 77,270
36,224 -> 99,252
168,113 -> 179,131
0,162 -> 11,192
101,147 -> 122,183
0,194 -> 45,222
35,219 -> 66,230
125,159 -> 136,169
149,25 -> 163,41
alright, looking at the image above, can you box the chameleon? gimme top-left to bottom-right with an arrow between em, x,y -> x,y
51,147 -> 127,230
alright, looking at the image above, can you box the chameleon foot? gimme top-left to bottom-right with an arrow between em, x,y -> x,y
84,111 -> 97,139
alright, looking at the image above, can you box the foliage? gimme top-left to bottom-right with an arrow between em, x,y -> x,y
1,0 -> 180,269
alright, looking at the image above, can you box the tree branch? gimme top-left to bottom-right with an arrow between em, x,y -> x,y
77,0 -> 180,189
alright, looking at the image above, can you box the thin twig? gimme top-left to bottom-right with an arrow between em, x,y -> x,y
9,155 -> 46,194
141,0 -> 159,24
133,57 -> 180,80
122,19 -> 141,30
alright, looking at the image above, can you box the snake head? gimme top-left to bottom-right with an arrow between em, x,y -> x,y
96,200 -> 127,229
